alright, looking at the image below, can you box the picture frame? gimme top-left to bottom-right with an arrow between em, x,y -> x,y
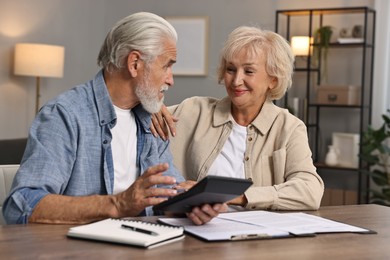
165,16 -> 209,76
332,132 -> 360,168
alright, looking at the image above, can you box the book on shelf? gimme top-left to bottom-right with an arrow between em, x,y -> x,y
67,218 -> 184,249
337,38 -> 364,44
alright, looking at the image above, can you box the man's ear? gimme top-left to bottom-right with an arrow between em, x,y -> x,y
127,51 -> 142,77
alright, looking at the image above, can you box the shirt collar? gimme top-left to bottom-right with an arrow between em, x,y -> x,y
93,70 -> 152,132
133,104 -> 152,133
213,96 -> 233,127
251,99 -> 280,135
213,97 -> 281,135
93,70 -> 116,127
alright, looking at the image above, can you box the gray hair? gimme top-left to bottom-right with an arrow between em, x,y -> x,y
217,26 -> 294,100
97,12 -> 177,72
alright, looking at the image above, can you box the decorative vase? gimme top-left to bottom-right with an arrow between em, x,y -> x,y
325,145 -> 338,166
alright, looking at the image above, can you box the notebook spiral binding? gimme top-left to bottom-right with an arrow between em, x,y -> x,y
112,219 -> 182,229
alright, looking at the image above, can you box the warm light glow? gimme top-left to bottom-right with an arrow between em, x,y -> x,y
14,43 -> 65,78
291,36 -> 311,56
14,43 -> 65,114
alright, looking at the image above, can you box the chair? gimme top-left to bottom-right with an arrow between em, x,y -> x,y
0,165 -> 19,225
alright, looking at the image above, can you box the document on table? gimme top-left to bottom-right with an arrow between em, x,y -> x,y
159,210 -> 375,241
159,216 -> 290,241
217,211 -> 373,236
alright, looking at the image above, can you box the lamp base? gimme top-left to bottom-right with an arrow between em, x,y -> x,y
35,76 -> 41,114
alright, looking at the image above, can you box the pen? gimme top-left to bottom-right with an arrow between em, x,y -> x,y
121,224 -> 159,236
231,233 -> 271,240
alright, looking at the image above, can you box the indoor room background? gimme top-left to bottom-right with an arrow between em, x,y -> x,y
1,0 -> 388,140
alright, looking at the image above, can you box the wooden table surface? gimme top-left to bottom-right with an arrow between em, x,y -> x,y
1,204 -> 389,259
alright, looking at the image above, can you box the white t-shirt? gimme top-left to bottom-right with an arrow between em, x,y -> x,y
111,105 -> 138,194
208,118 -> 247,179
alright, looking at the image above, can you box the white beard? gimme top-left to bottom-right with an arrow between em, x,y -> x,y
135,72 -> 168,113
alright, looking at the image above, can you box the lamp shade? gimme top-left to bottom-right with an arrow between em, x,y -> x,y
14,43 -> 65,78
291,36 -> 311,56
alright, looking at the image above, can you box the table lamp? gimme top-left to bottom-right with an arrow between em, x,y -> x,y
291,36 -> 311,56
14,43 -> 65,114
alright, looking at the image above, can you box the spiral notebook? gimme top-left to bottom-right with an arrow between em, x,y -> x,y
67,218 -> 184,249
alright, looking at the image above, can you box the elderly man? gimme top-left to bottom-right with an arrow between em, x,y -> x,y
3,12 -> 223,225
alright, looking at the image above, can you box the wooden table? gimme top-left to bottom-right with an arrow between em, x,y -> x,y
1,204 -> 389,259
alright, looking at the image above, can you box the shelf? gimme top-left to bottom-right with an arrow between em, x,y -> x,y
308,104 -> 363,108
315,162 -> 359,171
312,42 -> 374,48
294,67 -> 320,72
277,6 -> 375,16
276,6 -> 375,205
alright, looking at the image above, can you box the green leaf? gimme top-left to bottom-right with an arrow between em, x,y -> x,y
359,153 -> 379,164
369,169 -> 388,186
360,110 -> 390,204
370,190 -> 387,199
382,188 -> 390,198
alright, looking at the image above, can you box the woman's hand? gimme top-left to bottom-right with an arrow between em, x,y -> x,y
150,105 -> 178,140
187,203 -> 228,225
227,194 -> 248,206
174,180 -> 196,192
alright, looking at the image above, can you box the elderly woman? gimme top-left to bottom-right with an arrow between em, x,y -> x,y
155,26 -> 324,211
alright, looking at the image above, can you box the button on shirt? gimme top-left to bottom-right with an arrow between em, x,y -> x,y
168,96 -> 324,211
2,70 -> 184,224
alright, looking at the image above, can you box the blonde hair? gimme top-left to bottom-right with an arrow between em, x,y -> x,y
217,26 -> 294,100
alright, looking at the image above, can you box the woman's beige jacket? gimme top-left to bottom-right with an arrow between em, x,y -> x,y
168,96 -> 324,210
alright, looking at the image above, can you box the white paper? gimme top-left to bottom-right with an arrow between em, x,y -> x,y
159,210 -> 370,241
218,211 -> 369,235
159,217 -> 289,241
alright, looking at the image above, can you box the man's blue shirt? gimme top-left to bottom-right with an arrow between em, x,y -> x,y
2,70 -> 184,224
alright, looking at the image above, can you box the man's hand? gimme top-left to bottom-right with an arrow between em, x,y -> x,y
150,105 -> 178,140
28,163 -> 179,224
113,163 -> 178,217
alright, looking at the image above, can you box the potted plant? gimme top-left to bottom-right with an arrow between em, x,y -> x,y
313,26 -> 333,84
360,109 -> 390,206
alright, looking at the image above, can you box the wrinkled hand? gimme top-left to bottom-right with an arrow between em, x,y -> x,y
113,163 -> 177,218
187,203 -> 228,225
150,104 -> 178,140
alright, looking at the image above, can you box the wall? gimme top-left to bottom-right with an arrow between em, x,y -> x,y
373,0 -> 390,125
0,0 -> 276,139
0,0 -> 107,138
0,0 -> 385,140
